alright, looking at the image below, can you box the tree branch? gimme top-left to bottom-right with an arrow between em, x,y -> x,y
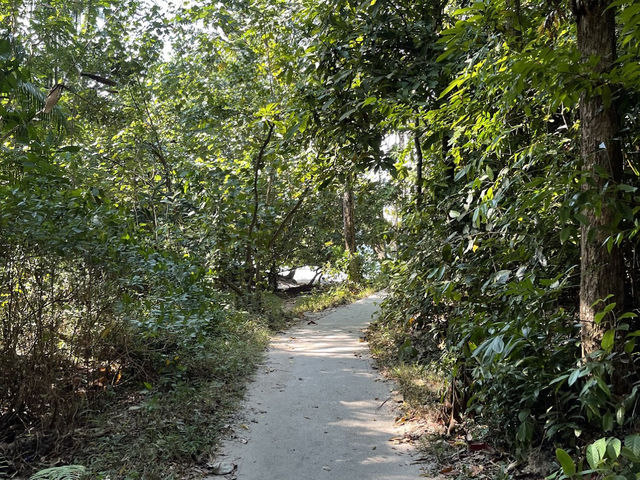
267,184 -> 311,251
244,122 -> 275,285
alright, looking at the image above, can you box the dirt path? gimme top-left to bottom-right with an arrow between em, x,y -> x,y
214,293 -> 425,479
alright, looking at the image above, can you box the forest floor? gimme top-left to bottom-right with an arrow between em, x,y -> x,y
13,285 -> 377,479
212,292 -> 425,479
13,287 -> 543,480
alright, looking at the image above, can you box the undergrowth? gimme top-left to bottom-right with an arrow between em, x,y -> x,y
67,309 -> 271,480
27,284 -> 377,479
92,312 -> 268,477
367,316 -> 448,417
367,314 -> 525,479
23,282 -> 378,479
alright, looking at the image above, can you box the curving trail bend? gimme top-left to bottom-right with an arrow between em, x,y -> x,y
214,293 -> 425,480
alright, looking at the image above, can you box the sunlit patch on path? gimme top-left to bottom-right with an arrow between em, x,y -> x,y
214,294 -> 426,480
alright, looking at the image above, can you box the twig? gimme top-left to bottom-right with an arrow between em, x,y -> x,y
376,396 -> 393,410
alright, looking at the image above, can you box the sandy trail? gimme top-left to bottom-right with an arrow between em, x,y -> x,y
216,293 -> 424,480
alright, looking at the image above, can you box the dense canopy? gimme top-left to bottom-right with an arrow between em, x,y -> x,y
1,0 -> 639,477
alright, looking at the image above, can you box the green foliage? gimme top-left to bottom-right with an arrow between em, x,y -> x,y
3,0 -> 639,475
554,434 -> 640,480
2,2 -> 394,475
291,284 -> 375,315
364,0 -> 640,466
75,310 -> 271,479
29,465 -> 87,480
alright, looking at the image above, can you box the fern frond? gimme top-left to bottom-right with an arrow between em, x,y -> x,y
29,464 -> 87,480
16,80 -> 72,133
17,80 -> 45,111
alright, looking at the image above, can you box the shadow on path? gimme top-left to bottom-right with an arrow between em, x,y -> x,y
216,294 -> 425,480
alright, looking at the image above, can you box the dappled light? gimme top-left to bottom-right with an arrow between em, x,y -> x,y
219,297 -> 423,479
1,0 -> 638,478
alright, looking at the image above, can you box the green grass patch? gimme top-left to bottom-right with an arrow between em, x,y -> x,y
290,284 -> 376,315
367,316 -> 448,415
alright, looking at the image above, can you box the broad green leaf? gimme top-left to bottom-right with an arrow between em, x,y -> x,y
616,406 -> 625,425
606,437 -> 621,459
586,438 -> 606,469
494,270 -> 511,284
555,448 -> 576,476
602,413 -> 613,432
560,227 -> 573,244
568,368 -> 584,387
624,434 -> 640,458
338,108 -> 357,121
601,329 -> 615,352
594,302 -> 616,325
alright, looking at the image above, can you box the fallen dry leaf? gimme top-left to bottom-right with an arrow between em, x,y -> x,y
470,465 -> 484,477
440,466 -> 454,474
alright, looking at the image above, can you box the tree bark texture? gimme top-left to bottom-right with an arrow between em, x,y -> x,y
342,178 -> 360,282
574,0 -> 625,356
414,129 -> 423,209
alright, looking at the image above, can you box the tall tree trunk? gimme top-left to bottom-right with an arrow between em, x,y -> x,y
574,0 -> 624,356
414,127 -> 424,210
342,176 -> 360,282
245,122 -> 274,288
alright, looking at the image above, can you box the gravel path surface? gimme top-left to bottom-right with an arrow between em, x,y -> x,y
214,293 -> 425,480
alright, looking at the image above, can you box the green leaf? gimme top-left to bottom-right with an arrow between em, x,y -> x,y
602,413 -> 614,432
624,434 -> 640,458
601,329 -> 615,352
607,437 -> 622,459
442,243 -> 452,261
568,368 -> 584,387
283,120 -> 303,142
494,270 -> 511,284
486,166 -> 494,180
338,108 -> 357,121
555,448 -> 576,476
30,465 -> 87,480
586,438 -> 606,469
594,302 -> 616,325
57,145 -> 82,153
617,184 -> 637,192
624,339 -> 635,353
596,377 -> 612,397
616,406 -> 625,425
560,227 -> 573,244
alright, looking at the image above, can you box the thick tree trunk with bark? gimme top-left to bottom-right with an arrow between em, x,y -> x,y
574,0 -> 625,356
342,177 -> 361,282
